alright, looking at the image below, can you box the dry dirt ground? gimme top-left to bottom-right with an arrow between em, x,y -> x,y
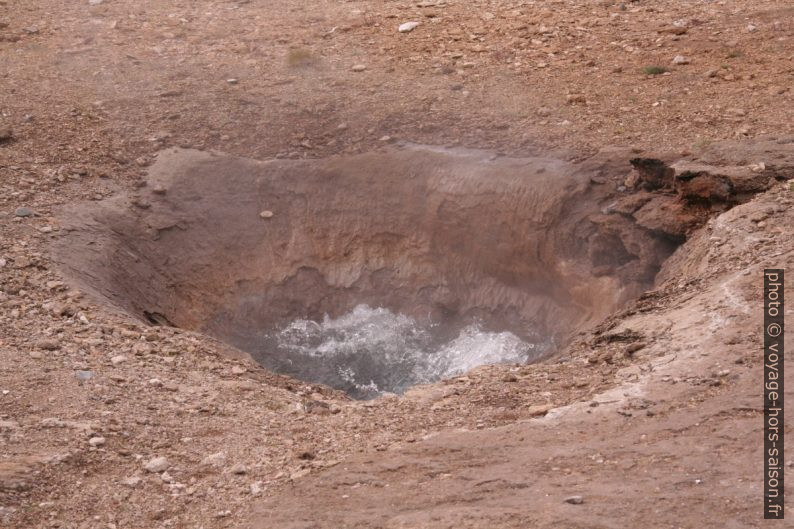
1,1 -> 793,528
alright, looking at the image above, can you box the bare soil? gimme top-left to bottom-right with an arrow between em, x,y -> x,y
1,1 -> 792,528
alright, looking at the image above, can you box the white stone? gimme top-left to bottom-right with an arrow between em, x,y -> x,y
250,481 -> 263,495
110,355 -> 127,365
398,21 -> 420,33
88,436 -> 106,447
201,452 -> 227,467
144,456 -> 170,473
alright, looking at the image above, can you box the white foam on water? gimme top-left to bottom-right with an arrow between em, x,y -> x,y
265,304 -> 543,399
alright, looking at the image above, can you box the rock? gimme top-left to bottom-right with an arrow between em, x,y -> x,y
75,370 -> 94,381
0,127 -> 12,142
231,366 -> 246,375
14,207 -> 34,218
351,64 -> 367,72
290,468 -> 311,480
250,481 -> 263,495
259,210 -> 274,219
88,436 -> 106,447
564,495 -> 584,505
633,196 -> 693,239
121,476 -> 141,488
672,55 -> 690,65
89,0 -> 106,5
226,78 -> 238,85
201,452 -> 227,468
144,456 -> 170,473
629,158 -> 675,190
527,403 -> 554,417
674,167 -> 733,202
29,351 -> 43,360
230,464 -> 247,475
110,354 -> 127,365
36,339 -> 60,351
398,21 -> 420,33
624,342 -> 646,356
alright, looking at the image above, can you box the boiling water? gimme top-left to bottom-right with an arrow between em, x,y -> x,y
255,304 -> 545,399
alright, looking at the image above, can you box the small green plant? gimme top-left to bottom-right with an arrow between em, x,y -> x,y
642,65 -> 668,75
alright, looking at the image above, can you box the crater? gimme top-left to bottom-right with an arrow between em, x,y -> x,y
53,146 -> 678,397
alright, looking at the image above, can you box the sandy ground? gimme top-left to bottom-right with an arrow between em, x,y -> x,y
1,1 -> 793,528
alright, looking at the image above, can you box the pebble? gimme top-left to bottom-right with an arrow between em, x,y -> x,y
89,0 -> 106,5
88,436 -> 106,447
351,64 -> 367,72
14,207 -> 34,217
672,55 -> 690,65
250,481 -> 263,495
75,370 -> 94,381
290,468 -> 311,480
231,366 -> 246,375
201,452 -> 227,467
36,339 -> 60,351
527,404 -> 554,417
110,354 -> 128,365
398,21 -> 420,33
121,476 -> 141,488
0,127 -> 12,142
230,464 -> 247,475
564,495 -> 584,505
259,210 -> 274,219
144,456 -> 170,473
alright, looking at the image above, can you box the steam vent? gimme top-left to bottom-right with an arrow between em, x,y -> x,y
53,145 -> 681,397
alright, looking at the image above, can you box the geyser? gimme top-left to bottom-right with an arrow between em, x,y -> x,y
53,145 -> 676,397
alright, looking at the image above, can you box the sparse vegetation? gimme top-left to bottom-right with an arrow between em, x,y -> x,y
642,65 -> 668,75
286,48 -> 317,67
